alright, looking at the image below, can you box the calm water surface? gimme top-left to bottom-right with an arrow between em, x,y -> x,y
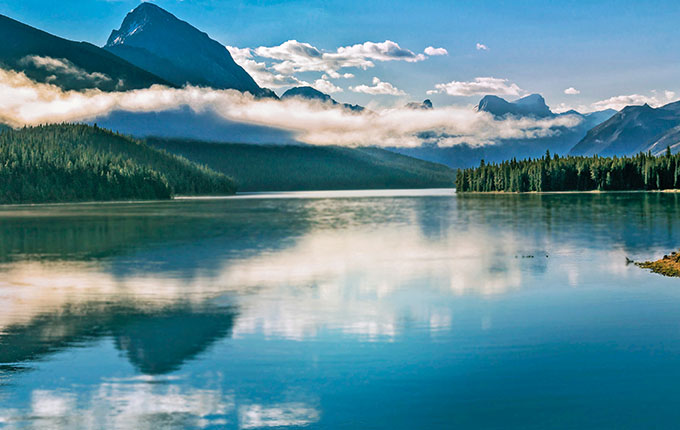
1,190 -> 680,429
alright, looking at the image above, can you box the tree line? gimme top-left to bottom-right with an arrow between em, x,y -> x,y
0,124 -> 236,204
456,149 -> 680,192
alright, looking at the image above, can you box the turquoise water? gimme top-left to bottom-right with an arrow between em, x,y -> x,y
1,190 -> 680,429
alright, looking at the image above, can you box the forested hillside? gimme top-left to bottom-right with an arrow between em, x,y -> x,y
148,138 -> 455,191
0,124 -> 235,204
456,149 -> 680,192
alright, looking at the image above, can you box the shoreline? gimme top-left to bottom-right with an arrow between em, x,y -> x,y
636,251 -> 680,278
458,189 -> 680,195
0,188 -> 457,208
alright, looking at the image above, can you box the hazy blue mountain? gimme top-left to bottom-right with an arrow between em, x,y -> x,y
104,3 -> 274,97
390,95 -> 616,169
477,94 -> 553,118
0,14 -> 170,91
148,138 -> 455,191
281,86 -> 365,112
570,101 -> 680,156
92,107 -> 296,144
647,126 -> 680,155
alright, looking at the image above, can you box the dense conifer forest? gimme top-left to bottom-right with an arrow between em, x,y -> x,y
456,149 -> 680,192
0,124 -> 235,204
148,138 -> 456,192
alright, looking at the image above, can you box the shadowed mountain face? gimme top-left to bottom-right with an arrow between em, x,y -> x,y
281,86 -> 365,112
570,101 -> 680,156
104,2 -> 273,97
0,14 -> 170,91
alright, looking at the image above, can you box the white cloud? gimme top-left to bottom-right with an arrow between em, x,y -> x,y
323,72 -> 354,79
227,46 -> 308,88
19,56 -> 111,83
350,77 -> 406,96
424,46 -> 448,56
564,87 -> 580,95
427,77 -> 523,97
476,43 -> 489,51
0,69 -> 582,148
313,78 -> 343,94
252,39 -> 425,77
590,90 -> 676,111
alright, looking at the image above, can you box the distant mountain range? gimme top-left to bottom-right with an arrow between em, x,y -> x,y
392,94 -> 617,168
1,3 -> 680,168
570,101 -> 680,156
104,3 -> 274,97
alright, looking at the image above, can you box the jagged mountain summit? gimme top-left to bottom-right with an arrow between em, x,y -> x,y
104,2 -> 274,97
281,86 -> 364,112
570,101 -> 680,156
0,14 -> 170,91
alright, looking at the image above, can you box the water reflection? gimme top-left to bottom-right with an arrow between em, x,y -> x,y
2,191 -> 680,429
0,381 -> 320,430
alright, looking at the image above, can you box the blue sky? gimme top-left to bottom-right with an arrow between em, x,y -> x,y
1,0 -> 679,112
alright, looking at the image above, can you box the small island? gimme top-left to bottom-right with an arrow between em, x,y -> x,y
456,149 -> 680,192
636,252 -> 680,277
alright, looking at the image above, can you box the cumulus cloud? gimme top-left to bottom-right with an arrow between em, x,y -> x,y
226,46 -> 308,88
0,69 -> 582,148
323,71 -> 354,79
424,46 -> 448,56
19,56 -> 111,84
313,78 -> 343,94
350,77 -> 406,96
476,43 -> 489,51
427,77 -> 523,97
229,39 -> 442,90
564,87 -> 580,95
251,39 -> 425,77
590,90 -> 676,111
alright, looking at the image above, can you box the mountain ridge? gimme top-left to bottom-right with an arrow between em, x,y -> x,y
0,13 -> 171,91
104,2 -> 274,97
281,86 -> 364,112
570,101 -> 680,156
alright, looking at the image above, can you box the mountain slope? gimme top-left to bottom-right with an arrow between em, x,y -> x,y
570,101 -> 680,156
281,86 -> 364,112
104,3 -> 273,97
0,14 -> 170,91
147,138 -> 455,191
0,124 -> 235,204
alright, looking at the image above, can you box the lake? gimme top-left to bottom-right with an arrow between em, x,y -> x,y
1,190 -> 680,429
